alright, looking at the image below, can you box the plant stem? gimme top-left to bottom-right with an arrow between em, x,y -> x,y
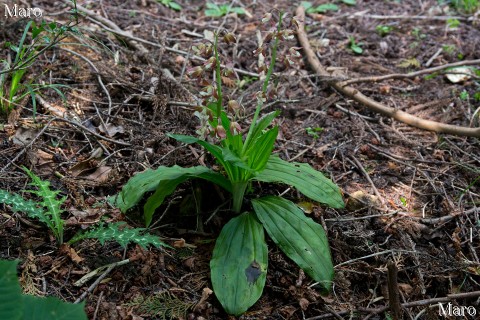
214,32 -> 223,123
232,181 -> 248,213
242,12 -> 283,153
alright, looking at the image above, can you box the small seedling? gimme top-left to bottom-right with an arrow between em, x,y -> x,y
306,126 -> 324,139
459,90 -> 469,100
341,0 -> 357,5
301,1 -> 339,13
376,25 -> 393,36
156,0 -> 182,11
446,18 -> 461,29
348,36 -> 363,54
442,44 -> 456,55
204,3 -> 245,17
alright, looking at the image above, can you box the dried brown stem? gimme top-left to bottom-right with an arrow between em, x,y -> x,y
295,6 -> 480,138
341,59 -> 480,86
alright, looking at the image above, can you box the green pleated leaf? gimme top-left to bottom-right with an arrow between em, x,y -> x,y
254,156 -> 344,209
210,213 -> 267,316
113,165 -> 231,217
0,260 -> 22,320
0,260 -> 87,320
245,127 -> 278,172
244,111 -> 279,154
252,196 -> 334,291
23,295 -> 87,320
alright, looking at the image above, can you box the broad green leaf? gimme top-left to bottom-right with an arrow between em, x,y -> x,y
301,1 -> 313,10
244,111 -> 279,153
254,156 -> 344,209
0,260 -> 87,320
204,9 -> 222,17
168,2 -> 182,10
23,295 -> 87,320
231,7 -> 246,15
114,165 -> 231,215
205,3 -> 219,9
246,126 -> 278,172
168,133 -> 226,165
315,3 -> 339,12
252,196 -> 334,291
0,260 -> 22,320
211,213 -> 267,316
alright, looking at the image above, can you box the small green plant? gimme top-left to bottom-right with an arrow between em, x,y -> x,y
113,12 -> 344,316
156,0 -> 182,11
411,27 -> 426,40
341,0 -> 357,4
442,44 -> 456,54
0,6 -> 79,117
0,259 -> 87,320
0,168 -> 168,249
446,18 -> 461,29
306,126 -> 324,139
376,25 -> 394,36
301,1 -> 339,13
451,0 -> 479,13
348,36 -> 363,54
459,89 -> 470,100
204,2 -> 245,17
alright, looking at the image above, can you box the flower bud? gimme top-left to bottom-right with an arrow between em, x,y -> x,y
204,56 -> 216,70
227,100 -> 240,113
264,32 -> 274,43
200,85 -> 214,97
261,13 -> 272,24
230,122 -> 241,135
255,91 -> 267,104
284,56 -> 294,68
291,16 -> 300,29
215,125 -> 226,139
223,32 -> 237,44
288,47 -> 302,58
253,47 -> 265,57
188,66 -> 204,78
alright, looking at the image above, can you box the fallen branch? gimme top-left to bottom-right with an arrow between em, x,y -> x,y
341,59 -> 480,86
295,6 -> 480,138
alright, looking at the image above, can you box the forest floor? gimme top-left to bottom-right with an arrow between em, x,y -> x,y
1,0 -> 480,319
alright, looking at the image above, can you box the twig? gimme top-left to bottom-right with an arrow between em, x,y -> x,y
296,6 -> 480,138
60,48 -> 113,117
305,291 -> 480,320
74,258 -> 130,288
348,156 -> 387,209
62,0 -> 259,78
0,118 -> 54,173
74,259 -> 130,303
387,261 -> 402,320
341,59 -> 480,86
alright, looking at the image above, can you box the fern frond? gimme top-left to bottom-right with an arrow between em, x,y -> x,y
23,167 -> 65,244
68,222 -> 170,249
0,189 -> 53,230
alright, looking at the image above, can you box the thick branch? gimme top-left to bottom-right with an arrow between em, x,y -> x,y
295,6 -> 480,138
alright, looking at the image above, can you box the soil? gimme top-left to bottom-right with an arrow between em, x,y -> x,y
1,0 -> 480,319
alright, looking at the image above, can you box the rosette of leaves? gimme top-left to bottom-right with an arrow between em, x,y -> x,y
113,12 -> 344,316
